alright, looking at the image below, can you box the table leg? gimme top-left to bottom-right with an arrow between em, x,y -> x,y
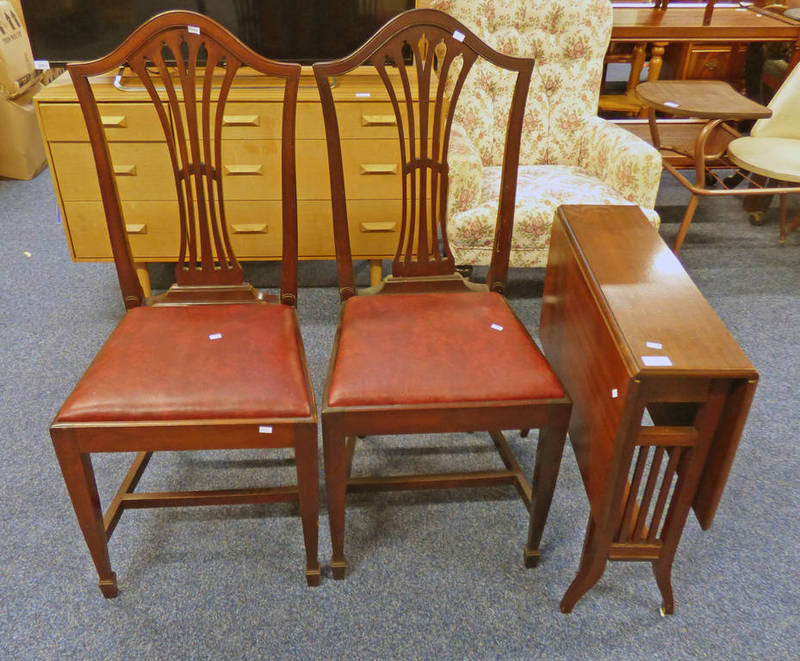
369,259 -> 383,287
674,194 -> 699,252
133,262 -> 151,297
649,43 -> 667,82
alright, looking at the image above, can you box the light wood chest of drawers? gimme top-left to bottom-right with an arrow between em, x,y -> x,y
34,67 -> 415,290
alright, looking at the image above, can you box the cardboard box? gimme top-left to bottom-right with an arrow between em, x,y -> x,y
0,80 -> 46,179
0,0 -> 36,98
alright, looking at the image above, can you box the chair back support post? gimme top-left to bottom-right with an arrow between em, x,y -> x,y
68,11 -> 302,307
313,8 -> 533,296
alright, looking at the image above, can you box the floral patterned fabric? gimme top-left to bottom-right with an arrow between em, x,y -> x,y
449,165 -> 661,267
430,0 -> 662,266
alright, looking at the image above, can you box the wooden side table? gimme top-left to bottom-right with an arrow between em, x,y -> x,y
532,204 -> 758,613
634,79 -> 800,250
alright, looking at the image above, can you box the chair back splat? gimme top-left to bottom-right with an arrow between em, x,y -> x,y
313,8 -> 533,298
69,11 -> 301,308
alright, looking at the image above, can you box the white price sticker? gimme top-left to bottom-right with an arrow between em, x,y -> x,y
642,355 -> 673,367
259,426 -> 273,434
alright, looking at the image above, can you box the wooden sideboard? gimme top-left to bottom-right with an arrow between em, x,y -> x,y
35,67 -> 416,292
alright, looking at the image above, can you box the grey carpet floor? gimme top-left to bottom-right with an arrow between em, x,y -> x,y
0,168 -> 798,660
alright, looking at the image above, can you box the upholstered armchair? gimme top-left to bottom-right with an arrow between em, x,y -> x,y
429,0 -> 662,267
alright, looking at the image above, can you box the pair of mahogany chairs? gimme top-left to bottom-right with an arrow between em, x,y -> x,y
50,9 -> 571,598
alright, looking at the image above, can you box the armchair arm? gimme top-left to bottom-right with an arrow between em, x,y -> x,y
578,115 -> 662,210
447,122 -> 485,215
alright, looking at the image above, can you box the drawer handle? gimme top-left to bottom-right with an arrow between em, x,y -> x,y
113,164 -> 137,176
360,163 -> 397,175
125,223 -> 147,234
360,221 -> 397,233
101,115 -> 127,128
224,164 -> 263,176
362,114 -> 397,126
222,115 -> 261,127
231,223 -> 268,234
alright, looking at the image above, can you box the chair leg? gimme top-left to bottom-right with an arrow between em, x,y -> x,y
779,193 -> 788,242
294,426 -> 320,587
524,414 -> 569,568
322,420 -> 348,579
50,434 -> 118,598
560,516 -> 607,613
673,194 -> 700,253
652,558 -> 675,615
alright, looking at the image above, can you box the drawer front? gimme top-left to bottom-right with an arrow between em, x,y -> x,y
64,199 -> 399,260
685,46 -> 735,80
63,200 -> 180,259
51,139 -> 404,202
51,142 -> 175,201
220,139 -> 405,200
63,200 -> 285,260
208,102 -> 325,140
39,103 -> 167,142
170,102 -> 410,140
297,200 -> 400,258
346,200 -> 401,257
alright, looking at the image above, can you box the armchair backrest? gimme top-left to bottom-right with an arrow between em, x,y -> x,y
752,59 -> 800,140
430,0 -> 612,167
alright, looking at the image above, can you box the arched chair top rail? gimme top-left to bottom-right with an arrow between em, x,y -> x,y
68,10 -> 302,309
312,7 -> 534,79
68,10 -> 300,80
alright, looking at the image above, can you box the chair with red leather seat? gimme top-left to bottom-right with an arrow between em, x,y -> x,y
50,11 -> 319,597
313,8 -> 572,579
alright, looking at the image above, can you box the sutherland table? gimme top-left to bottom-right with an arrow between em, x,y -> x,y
535,204 -> 758,614
34,67 -> 419,292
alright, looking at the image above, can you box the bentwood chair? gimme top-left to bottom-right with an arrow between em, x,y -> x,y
50,12 -> 319,597
728,60 -> 800,242
313,8 -> 572,579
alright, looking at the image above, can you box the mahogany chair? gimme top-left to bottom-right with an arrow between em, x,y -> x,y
313,8 -> 572,579
50,12 -> 319,597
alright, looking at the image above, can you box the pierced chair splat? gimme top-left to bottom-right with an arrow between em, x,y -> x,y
50,11 -> 319,597
313,8 -> 572,579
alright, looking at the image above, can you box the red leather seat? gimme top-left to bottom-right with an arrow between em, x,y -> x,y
57,304 -> 312,423
328,292 -> 564,407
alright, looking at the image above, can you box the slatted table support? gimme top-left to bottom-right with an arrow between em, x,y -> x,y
533,204 -> 758,614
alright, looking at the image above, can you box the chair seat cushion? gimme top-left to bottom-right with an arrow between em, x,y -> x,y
727,136 -> 800,183
56,304 -> 313,423
448,165 -> 661,268
326,291 -> 564,408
